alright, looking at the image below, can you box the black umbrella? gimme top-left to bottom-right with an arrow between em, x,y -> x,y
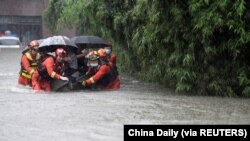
70,35 -> 109,49
39,36 -> 77,52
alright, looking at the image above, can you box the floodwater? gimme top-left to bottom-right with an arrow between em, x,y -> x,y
0,49 -> 249,141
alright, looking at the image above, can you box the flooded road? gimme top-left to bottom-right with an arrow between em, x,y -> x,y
0,49 -> 250,141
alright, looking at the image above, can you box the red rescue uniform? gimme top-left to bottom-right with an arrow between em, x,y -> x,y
32,56 -> 64,92
85,63 -> 120,90
18,52 -> 40,86
109,53 -> 117,66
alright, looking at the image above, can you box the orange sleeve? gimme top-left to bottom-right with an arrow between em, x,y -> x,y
86,65 -> 111,85
21,55 -> 34,74
44,57 -> 61,79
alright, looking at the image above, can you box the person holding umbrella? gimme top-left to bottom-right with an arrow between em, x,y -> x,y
31,48 -> 69,92
18,40 -> 40,86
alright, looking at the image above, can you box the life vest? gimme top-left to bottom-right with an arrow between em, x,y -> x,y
37,55 -> 53,80
96,61 -> 119,87
37,55 -> 65,80
20,52 -> 40,79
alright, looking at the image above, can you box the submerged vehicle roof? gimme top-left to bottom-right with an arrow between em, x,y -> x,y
0,36 -> 21,48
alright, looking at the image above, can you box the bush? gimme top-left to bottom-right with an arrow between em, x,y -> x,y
45,0 -> 250,97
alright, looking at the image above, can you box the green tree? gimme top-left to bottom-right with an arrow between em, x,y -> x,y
44,0 -> 250,97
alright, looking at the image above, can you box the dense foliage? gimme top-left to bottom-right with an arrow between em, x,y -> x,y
44,0 -> 250,97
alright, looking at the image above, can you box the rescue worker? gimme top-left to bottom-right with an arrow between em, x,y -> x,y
104,45 -> 117,67
81,49 -> 120,90
18,40 -> 40,86
32,48 -> 69,92
104,45 -> 119,78
85,50 -> 100,76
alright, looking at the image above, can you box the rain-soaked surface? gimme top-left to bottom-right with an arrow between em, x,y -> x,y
0,48 -> 250,141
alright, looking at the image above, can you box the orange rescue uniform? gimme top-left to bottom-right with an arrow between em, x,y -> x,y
109,53 -> 117,66
18,52 -> 40,86
32,56 -> 64,92
85,63 -> 120,90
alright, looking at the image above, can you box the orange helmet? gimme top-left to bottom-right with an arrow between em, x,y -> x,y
56,48 -> 67,58
98,48 -> 107,57
88,51 -> 99,61
29,40 -> 39,48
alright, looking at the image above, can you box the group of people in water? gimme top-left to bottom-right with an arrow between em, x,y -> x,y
18,39 -> 120,92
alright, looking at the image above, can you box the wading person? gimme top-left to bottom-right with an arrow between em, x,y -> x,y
32,48 -> 69,92
18,40 -> 40,86
81,49 -> 120,90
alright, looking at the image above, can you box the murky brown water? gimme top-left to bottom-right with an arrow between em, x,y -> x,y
0,49 -> 249,141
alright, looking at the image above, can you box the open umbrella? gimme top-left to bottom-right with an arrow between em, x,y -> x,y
70,35 -> 109,49
39,36 -> 77,52
38,39 -> 44,44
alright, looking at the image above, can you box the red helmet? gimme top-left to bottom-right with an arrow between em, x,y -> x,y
29,40 -> 39,48
98,48 -> 107,57
56,48 -> 67,58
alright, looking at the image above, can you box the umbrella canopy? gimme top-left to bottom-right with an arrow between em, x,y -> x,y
37,39 -> 44,44
39,36 -> 77,52
70,35 -> 109,49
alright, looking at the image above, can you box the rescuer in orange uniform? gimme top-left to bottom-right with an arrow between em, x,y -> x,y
18,40 -> 40,86
32,48 -> 69,92
104,45 -> 117,67
81,49 -> 120,90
